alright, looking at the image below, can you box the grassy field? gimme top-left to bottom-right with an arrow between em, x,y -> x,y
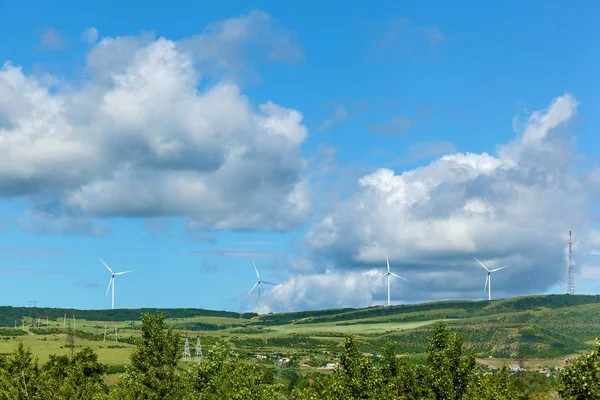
0,334 -> 134,365
0,294 -> 598,372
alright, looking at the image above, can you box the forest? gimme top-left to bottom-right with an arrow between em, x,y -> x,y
0,312 -> 597,399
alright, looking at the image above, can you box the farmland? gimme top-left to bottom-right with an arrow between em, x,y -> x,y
0,294 -> 598,377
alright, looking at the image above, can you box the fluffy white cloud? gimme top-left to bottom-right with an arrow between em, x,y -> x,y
0,12 -> 309,232
265,94 -> 599,311
262,269 -> 379,312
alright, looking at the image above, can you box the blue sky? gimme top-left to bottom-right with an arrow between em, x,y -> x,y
0,1 -> 598,311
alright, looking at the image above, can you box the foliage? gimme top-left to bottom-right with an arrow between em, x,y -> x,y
465,368 -> 518,399
110,312 -> 185,400
292,321 -> 494,400
0,342 -> 42,399
0,343 -> 109,400
0,310 -> 595,399
0,306 -> 256,326
0,328 -> 27,337
558,337 -> 600,399
186,342 -> 279,399
40,347 -> 108,399
425,321 -> 476,399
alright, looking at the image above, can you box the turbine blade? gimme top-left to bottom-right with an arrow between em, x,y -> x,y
106,277 -> 113,296
253,262 -> 260,280
473,257 -> 490,272
115,270 -> 134,275
261,281 -> 279,286
246,281 -> 259,297
483,275 -> 489,293
99,258 -> 114,274
386,254 -> 390,272
490,265 -> 510,273
372,273 -> 387,285
390,272 -> 408,281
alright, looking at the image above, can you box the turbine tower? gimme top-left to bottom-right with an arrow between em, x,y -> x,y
99,258 -> 134,309
473,257 -> 510,301
246,262 -> 279,313
372,255 -> 409,306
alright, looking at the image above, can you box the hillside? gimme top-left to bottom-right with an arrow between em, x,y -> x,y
1,294 -> 599,370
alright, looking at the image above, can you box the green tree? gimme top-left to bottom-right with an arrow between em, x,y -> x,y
110,312 -> 186,400
186,342 -> 278,399
425,321 -> 476,400
40,347 -> 108,399
559,337 -> 600,399
0,342 -> 41,400
465,367 -> 518,400
379,341 -> 400,384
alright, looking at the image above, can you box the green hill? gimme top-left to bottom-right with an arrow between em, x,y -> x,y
1,294 -> 599,368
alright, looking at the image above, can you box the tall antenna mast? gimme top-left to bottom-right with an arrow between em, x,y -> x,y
567,230 -> 575,295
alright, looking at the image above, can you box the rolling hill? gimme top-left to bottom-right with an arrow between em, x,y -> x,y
1,294 -> 599,371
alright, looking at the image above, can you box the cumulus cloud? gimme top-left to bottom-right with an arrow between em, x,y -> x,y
0,11 -> 309,232
263,269 -> 378,312
264,93 -> 598,311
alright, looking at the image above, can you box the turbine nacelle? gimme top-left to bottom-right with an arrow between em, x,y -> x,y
473,256 -> 510,301
99,258 -> 134,309
246,262 -> 279,313
372,254 -> 408,307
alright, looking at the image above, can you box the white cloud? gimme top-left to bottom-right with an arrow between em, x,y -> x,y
0,12 -> 308,232
264,269 -> 377,312
264,93 -> 599,311
82,27 -> 99,44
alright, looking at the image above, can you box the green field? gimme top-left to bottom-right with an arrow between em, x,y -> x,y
1,294 -> 599,373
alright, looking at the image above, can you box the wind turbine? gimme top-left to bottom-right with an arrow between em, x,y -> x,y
473,257 -> 510,301
373,255 -> 408,306
99,258 -> 134,309
246,262 -> 279,312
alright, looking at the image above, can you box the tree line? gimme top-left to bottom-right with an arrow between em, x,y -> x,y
0,313 -> 597,399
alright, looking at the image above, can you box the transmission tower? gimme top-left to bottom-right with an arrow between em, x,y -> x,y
182,331 -> 191,362
195,332 -> 203,362
567,230 -> 575,295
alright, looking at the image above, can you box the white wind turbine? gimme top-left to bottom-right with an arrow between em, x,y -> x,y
99,258 -> 134,309
473,257 -> 510,301
246,262 -> 279,312
373,255 -> 409,306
